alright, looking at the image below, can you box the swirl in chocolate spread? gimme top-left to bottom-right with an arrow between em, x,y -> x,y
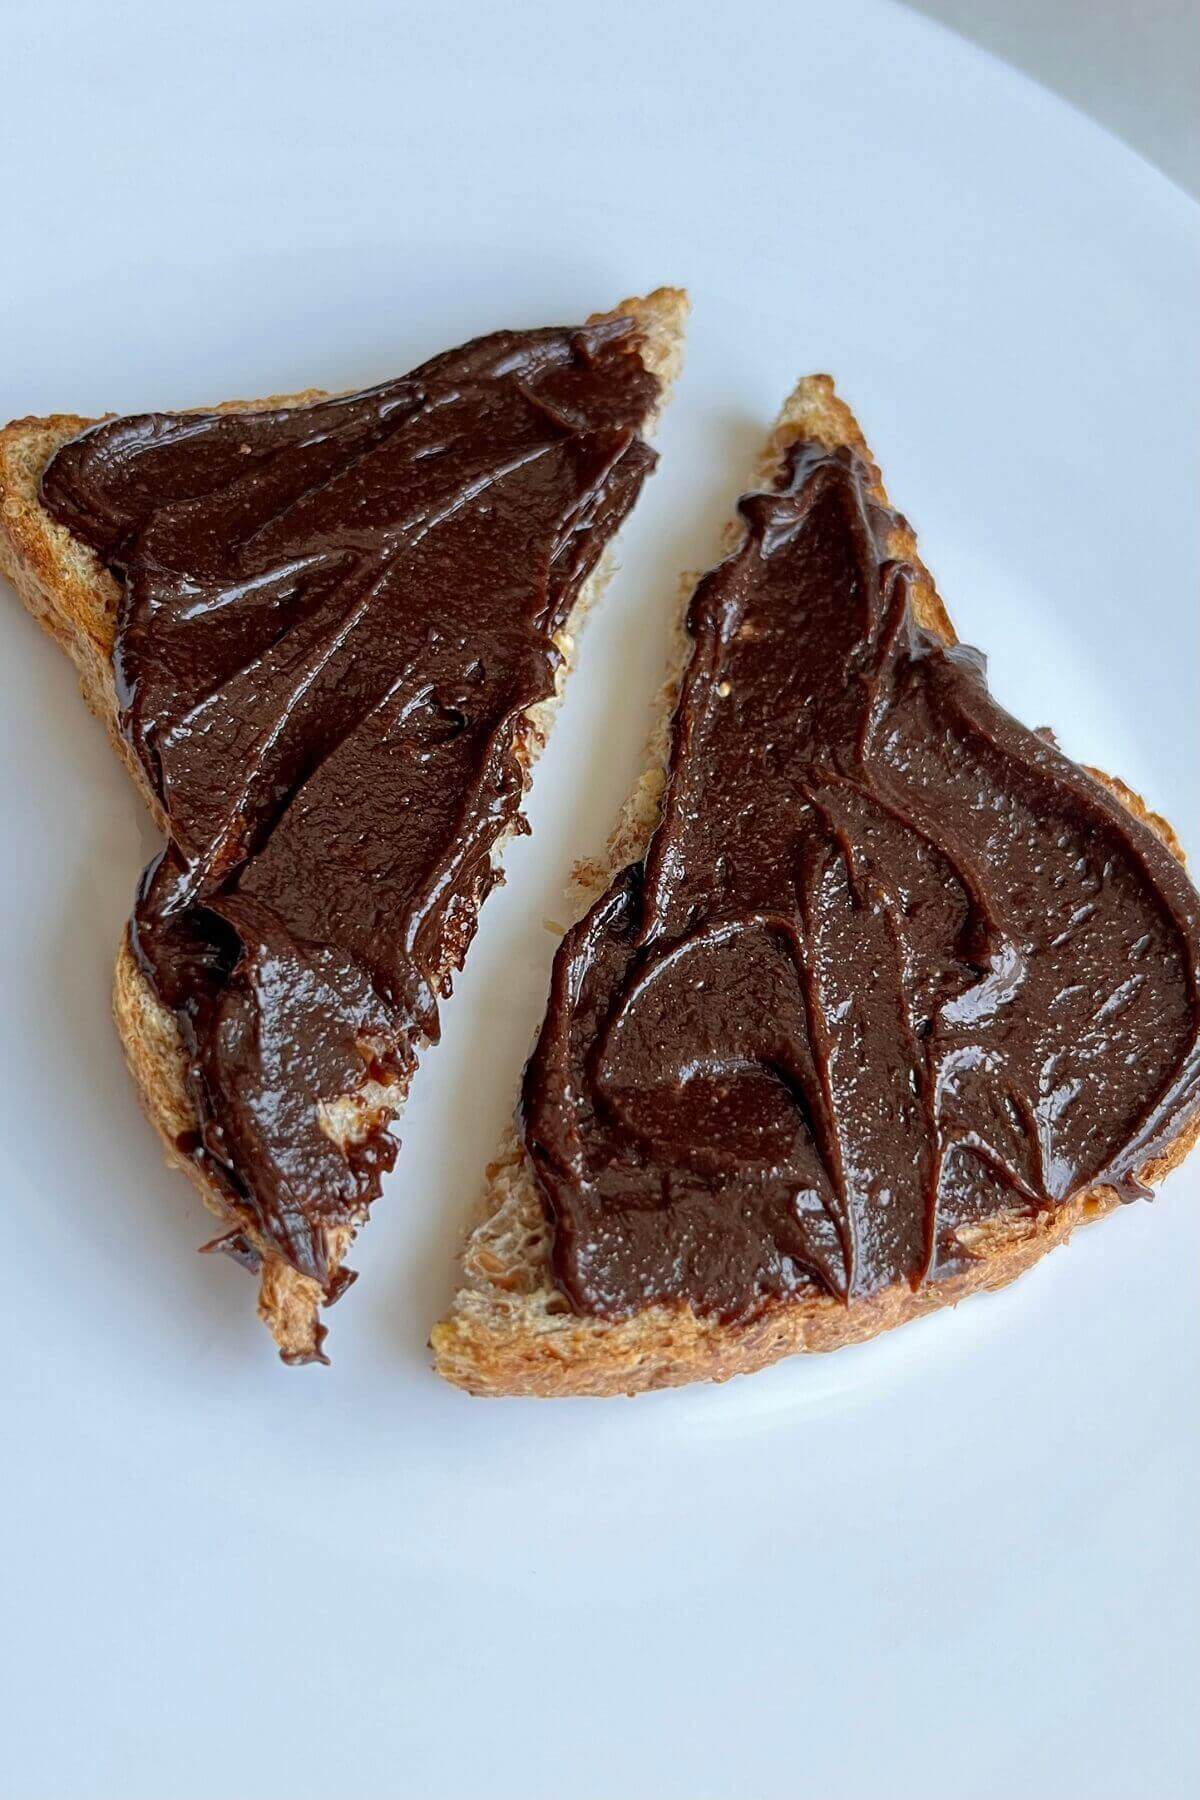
522,439 -> 1200,1319
41,318 -> 661,1303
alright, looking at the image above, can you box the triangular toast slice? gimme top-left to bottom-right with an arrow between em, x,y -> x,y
0,287 -> 687,1363
433,375 -> 1200,1396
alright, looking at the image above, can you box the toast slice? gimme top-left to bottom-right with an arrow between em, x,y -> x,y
0,287 -> 687,1363
433,375 -> 1200,1396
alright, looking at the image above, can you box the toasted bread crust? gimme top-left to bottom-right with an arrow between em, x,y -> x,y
0,288 -> 688,1361
431,375 -> 1200,1397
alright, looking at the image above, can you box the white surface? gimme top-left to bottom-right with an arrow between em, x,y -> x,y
2,3 -> 1198,1796
907,0 -> 1200,198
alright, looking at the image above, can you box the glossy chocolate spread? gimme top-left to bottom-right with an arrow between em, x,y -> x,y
522,438 -> 1200,1319
42,318 -> 660,1310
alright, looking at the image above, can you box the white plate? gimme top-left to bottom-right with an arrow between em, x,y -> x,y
3,3 -> 1197,1795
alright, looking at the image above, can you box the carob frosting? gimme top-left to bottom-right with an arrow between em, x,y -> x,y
522,436 -> 1200,1320
41,318 -> 660,1315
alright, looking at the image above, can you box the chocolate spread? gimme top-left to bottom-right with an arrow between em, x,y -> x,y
522,439 -> 1200,1319
42,318 -> 660,1307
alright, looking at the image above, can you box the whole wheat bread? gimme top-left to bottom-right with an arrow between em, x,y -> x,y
0,287 -> 688,1363
432,375 -> 1200,1397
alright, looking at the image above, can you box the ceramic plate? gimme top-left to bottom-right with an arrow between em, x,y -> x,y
2,3 -> 1197,1794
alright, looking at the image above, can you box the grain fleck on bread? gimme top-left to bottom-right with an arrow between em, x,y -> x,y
431,375 -> 1200,1398
0,287 -> 688,1362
